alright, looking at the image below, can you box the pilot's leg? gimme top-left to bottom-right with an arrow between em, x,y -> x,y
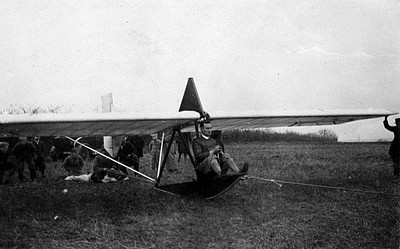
220,153 -> 240,174
195,154 -> 220,180
210,158 -> 222,176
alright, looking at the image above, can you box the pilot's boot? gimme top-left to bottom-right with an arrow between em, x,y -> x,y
240,163 -> 249,174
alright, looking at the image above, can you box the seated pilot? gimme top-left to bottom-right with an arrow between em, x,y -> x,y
191,120 -> 248,182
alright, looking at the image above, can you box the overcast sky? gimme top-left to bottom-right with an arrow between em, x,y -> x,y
0,1 -> 399,141
0,0 -> 398,114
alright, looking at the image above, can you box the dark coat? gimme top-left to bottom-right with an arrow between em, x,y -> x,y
0,150 -> 11,171
192,136 -> 224,165
12,141 -> 36,161
129,135 -> 144,158
33,140 -> 46,158
117,140 -> 137,159
384,120 -> 400,162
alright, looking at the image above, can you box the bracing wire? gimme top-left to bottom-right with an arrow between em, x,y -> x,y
248,175 -> 400,197
65,136 -> 156,183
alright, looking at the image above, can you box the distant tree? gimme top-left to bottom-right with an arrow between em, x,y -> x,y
0,104 -> 103,114
318,129 -> 338,140
222,129 -> 338,143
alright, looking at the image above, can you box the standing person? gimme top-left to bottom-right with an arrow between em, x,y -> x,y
383,116 -> 400,179
0,142 -> 15,184
117,136 -> 138,174
33,136 -> 46,179
130,135 -> 144,158
149,133 -> 161,170
192,121 -> 248,182
0,142 -> 10,184
130,135 -> 145,169
12,137 -> 37,183
164,135 -> 178,173
62,147 -> 85,176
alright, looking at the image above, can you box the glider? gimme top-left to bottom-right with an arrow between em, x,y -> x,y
0,78 -> 396,198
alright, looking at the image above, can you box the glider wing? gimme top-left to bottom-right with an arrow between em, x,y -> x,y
190,109 -> 395,131
0,109 -> 394,137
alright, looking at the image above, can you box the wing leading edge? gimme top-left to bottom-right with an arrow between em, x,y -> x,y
196,109 -> 396,132
0,112 -> 198,137
0,109 -> 395,137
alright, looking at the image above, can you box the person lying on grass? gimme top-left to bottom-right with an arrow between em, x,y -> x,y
65,148 -> 128,183
192,120 -> 249,182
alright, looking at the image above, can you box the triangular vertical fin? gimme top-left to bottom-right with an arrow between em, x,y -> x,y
179,78 -> 204,115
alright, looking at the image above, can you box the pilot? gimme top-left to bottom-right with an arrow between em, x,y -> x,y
383,116 -> 400,179
191,120 -> 248,182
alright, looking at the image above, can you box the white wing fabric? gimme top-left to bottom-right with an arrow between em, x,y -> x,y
0,109 -> 394,137
202,109 -> 395,131
0,112 -> 198,137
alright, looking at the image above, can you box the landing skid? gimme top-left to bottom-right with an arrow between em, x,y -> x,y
154,173 -> 246,200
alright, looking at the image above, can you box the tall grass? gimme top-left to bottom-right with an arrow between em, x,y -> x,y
223,129 -> 338,144
0,141 -> 398,248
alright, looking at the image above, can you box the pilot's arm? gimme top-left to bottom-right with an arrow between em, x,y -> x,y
383,116 -> 395,132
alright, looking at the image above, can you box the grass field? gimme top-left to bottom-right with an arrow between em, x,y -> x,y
0,141 -> 399,248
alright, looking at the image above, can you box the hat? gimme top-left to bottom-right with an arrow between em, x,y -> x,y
0,142 -> 9,148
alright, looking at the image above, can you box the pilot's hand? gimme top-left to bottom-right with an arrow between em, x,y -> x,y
384,115 -> 389,122
213,145 -> 222,154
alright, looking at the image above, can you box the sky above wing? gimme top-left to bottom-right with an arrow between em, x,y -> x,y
0,0 -> 398,115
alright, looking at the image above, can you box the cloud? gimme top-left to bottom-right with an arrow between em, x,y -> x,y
295,45 -> 399,58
